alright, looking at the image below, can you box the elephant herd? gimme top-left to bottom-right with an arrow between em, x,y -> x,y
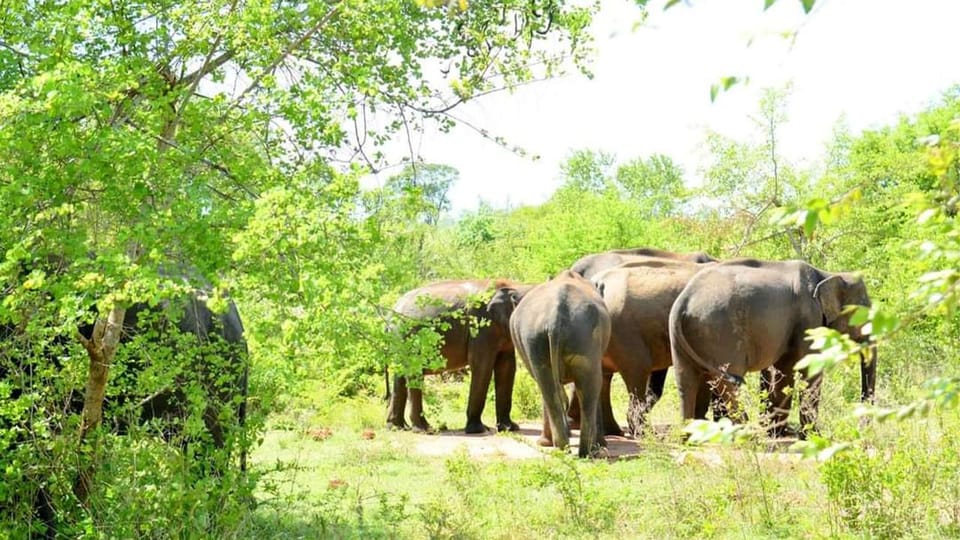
386,247 -> 877,458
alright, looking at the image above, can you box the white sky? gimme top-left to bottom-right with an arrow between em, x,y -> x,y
370,0 -> 960,214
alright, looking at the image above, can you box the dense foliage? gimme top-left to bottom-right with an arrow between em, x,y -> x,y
0,0 -> 596,535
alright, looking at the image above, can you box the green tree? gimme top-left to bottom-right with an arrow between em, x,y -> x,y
699,84 -> 812,258
0,0 -> 597,533
559,149 -> 616,194
615,153 -> 686,217
384,164 -> 458,226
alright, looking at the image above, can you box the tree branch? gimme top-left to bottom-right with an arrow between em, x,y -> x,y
233,3 -> 341,105
124,120 -> 258,199
181,49 -> 236,88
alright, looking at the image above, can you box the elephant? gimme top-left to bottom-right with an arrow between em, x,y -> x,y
565,248 -> 718,435
386,279 -> 531,434
509,270 -> 610,458
92,289 -> 250,456
669,258 -> 877,435
577,258 -> 721,436
1,264 -> 249,538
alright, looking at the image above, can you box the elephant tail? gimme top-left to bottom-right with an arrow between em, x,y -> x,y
548,328 -> 565,409
668,300 -> 745,387
546,326 -> 570,439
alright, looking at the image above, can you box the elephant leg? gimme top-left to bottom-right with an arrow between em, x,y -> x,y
763,364 -> 794,437
530,359 -> 569,450
494,351 -> 519,432
619,360 -> 650,437
537,402 -> 553,447
594,389 -> 608,449
464,350 -> 495,434
672,351 -> 702,422
645,369 -> 668,411
709,375 -> 746,424
576,366 -> 603,458
694,375 -> 713,419
566,384 -> 581,428
409,383 -> 432,432
599,372 -> 624,436
797,369 -> 823,438
710,389 -> 730,422
386,374 -> 410,430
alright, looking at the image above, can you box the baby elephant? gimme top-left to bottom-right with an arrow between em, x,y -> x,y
510,270 -> 611,458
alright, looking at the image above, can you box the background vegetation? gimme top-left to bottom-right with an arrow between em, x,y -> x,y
2,0 -> 960,538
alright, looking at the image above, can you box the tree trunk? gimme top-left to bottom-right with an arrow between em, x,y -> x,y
73,304 -> 127,503
73,81 -> 179,504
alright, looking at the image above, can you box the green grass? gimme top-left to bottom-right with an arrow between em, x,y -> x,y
241,368 -> 960,539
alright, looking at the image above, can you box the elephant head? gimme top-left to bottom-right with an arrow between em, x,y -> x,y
813,272 -> 870,339
813,271 -> 877,402
486,285 -> 522,329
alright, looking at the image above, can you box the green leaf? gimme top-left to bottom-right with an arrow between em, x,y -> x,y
664,0 -> 683,9
764,0 -> 778,9
790,436 -> 851,461
800,0 -> 815,13
917,208 -> 938,224
721,76 -> 739,90
848,306 -> 870,327
710,76 -> 743,102
803,210 -> 819,238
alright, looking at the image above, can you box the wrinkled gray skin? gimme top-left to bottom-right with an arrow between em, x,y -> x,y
387,280 -> 530,434
669,259 -> 877,436
566,248 -> 718,435
510,270 -> 610,458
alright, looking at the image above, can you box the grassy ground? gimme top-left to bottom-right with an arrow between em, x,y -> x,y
241,368 -> 960,539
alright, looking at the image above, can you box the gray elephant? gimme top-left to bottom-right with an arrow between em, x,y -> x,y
583,258 -> 720,436
509,270 -> 610,458
669,259 -> 877,435
565,249 -> 718,435
387,279 -> 530,434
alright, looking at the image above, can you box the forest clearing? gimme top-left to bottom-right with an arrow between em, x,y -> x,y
3,0 -> 960,538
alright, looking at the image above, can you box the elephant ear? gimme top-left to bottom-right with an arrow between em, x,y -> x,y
494,287 -> 519,307
813,275 -> 844,325
486,287 -> 519,327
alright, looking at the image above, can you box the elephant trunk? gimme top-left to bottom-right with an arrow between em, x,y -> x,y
860,347 -> 877,403
383,365 -> 391,401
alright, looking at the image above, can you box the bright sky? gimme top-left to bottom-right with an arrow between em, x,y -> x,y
371,0 -> 960,214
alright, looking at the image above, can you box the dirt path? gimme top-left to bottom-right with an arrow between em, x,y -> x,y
410,423 -> 803,464
412,423 -> 645,460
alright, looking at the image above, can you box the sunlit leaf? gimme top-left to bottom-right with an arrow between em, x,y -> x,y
803,210 -> 819,238
848,306 -> 870,327
917,208 -> 938,224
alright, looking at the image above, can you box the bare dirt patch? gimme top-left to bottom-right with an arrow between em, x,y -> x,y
412,423 -> 646,460
410,422 -> 804,464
